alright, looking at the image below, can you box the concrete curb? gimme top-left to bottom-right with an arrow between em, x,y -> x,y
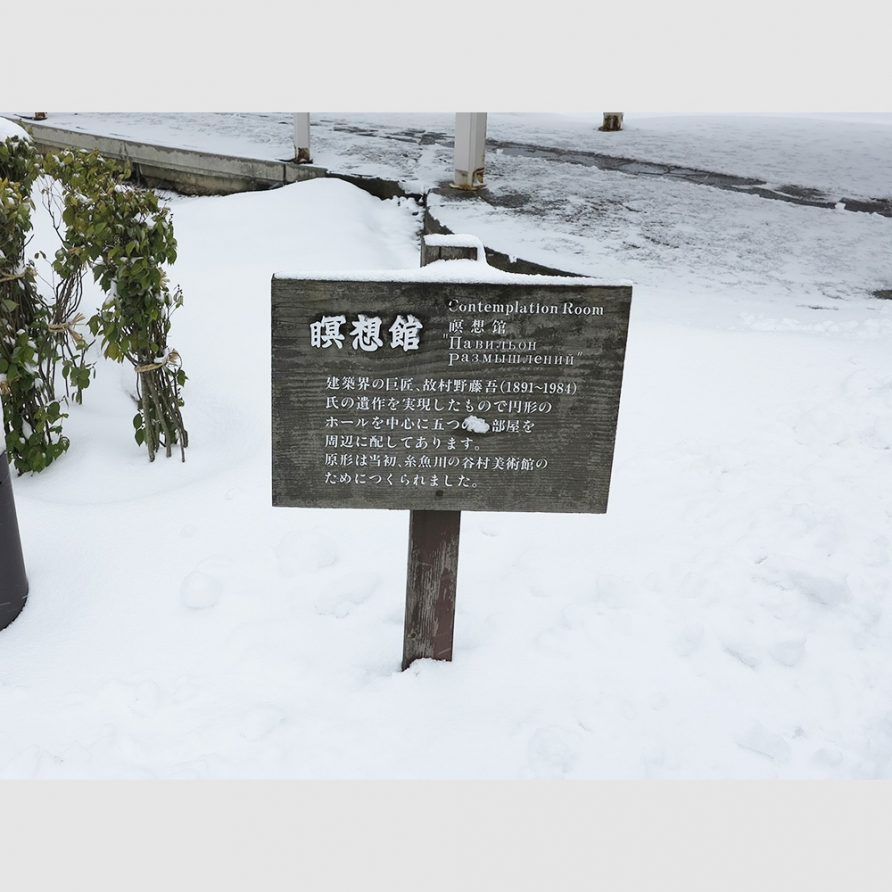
6,118 -> 327,195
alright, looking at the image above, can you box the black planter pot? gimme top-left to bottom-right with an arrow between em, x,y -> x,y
0,452 -> 28,631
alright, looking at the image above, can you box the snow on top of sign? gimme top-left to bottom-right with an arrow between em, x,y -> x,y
422,233 -> 484,248
274,260 -> 632,288
423,232 -> 486,259
461,415 -> 491,434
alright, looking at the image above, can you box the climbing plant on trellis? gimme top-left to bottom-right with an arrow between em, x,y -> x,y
0,135 -> 188,473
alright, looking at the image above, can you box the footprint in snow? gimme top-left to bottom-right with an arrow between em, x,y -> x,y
736,723 -> 791,764
673,624 -> 704,657
94,679 -> 161,714
240,705 -> 287,741
0,745 -> 46,780
180,570 -> 223,609
768,638 -> 806,667
166,758 -> 211,780
721,638 -> 761,669
649,692 -> 669,711
788,571 -> 849,608
526,727 -> 579,778
313,570 -> 380,618
591,574 -> 626,609
130,680 -> 162,715
275,530 -> 338,577
811,747 -> 843,770
620,700 -> 638,720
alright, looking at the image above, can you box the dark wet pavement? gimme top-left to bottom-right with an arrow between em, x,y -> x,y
328,122 -> 892,218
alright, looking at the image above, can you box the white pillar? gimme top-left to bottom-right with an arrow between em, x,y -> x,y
293,113 -> 312,163
600,112 -> 624,132
453,113 -> 486,190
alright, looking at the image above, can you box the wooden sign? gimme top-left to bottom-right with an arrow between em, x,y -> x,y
272,274 -> 632,515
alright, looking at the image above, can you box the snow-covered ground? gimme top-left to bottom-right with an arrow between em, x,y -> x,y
1,114 -> 891,778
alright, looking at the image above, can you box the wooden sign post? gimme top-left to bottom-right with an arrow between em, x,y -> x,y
272,236 -> 632,669
401,238 -> 477,668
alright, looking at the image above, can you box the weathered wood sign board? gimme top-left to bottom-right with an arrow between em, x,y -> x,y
272,274 -> 632,514
272,277 -> 632,513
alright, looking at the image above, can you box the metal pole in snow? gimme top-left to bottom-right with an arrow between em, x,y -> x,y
0,450 -> 28,631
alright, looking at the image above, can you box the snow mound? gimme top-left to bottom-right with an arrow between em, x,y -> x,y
0,116 -> 30,142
